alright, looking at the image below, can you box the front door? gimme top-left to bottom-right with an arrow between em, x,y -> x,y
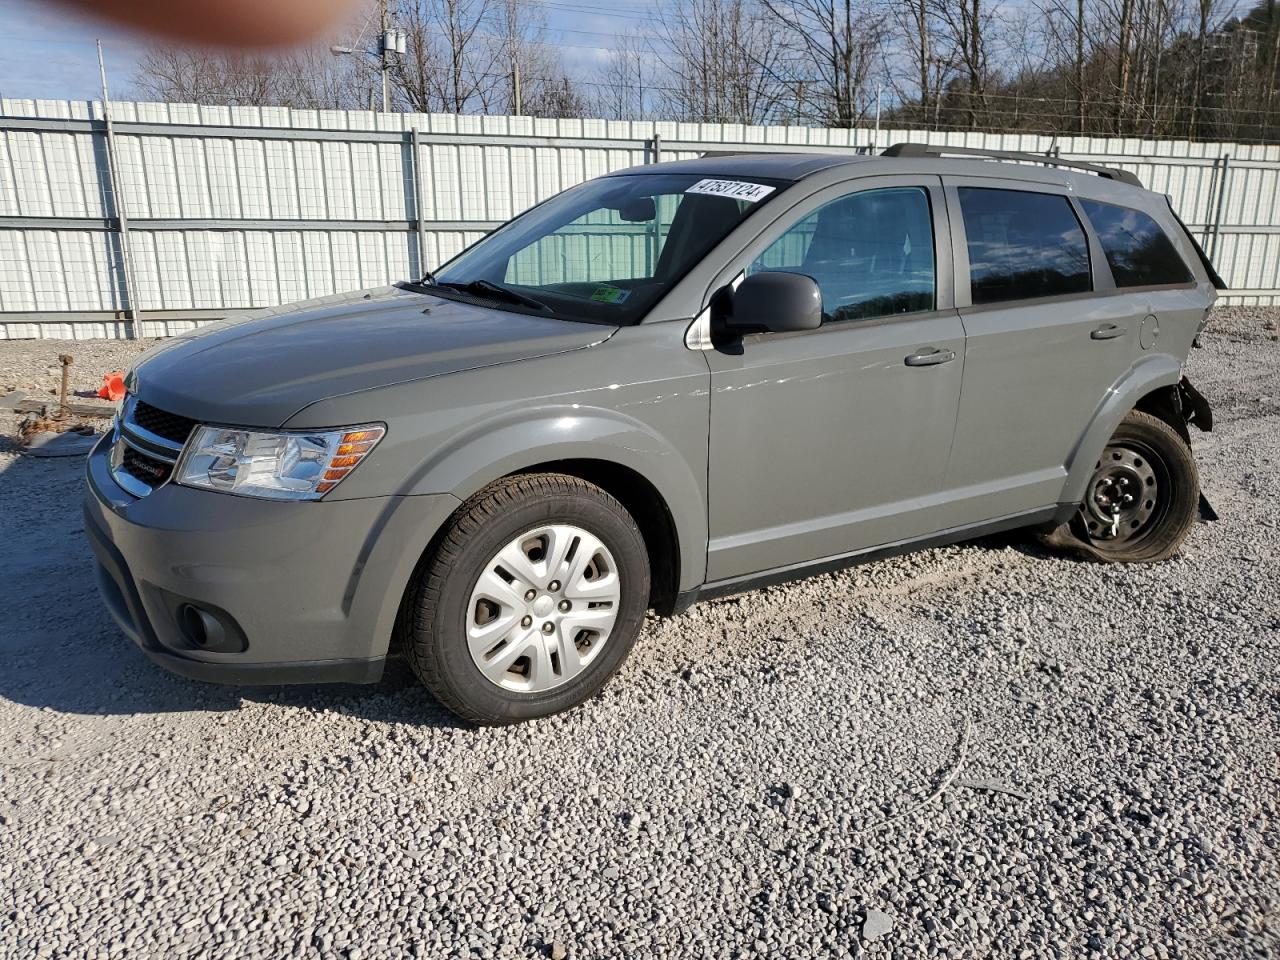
704,177 -> 966,583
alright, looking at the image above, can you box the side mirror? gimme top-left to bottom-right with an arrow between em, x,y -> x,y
720,272 -> 823,335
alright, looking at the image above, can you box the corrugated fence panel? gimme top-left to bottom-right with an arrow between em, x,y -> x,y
1226,163 -> 1280,227
9,130 -> 54,216
0,98 -> 1277,338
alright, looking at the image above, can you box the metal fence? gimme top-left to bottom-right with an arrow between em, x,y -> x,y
1,97 -> 1278,340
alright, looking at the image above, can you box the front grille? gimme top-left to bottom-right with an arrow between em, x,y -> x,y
131,399 -> 196,446
110,396 -> 194,498
120,445 -> 174,487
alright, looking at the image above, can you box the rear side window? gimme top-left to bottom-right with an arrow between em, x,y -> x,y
958,188 -> 1091,305
1080,199 -> 1193,287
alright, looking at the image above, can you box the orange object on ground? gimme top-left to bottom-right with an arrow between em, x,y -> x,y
98,371 -> 126,402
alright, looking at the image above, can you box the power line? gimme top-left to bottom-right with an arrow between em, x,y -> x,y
530,0 -> 668,26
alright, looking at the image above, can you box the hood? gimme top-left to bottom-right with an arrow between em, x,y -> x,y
129,286 -> 615,427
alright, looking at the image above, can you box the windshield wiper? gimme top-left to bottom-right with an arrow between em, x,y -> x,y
398,273 -> 439,294
439,279 -> 551,312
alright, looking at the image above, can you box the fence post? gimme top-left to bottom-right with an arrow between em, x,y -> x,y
410,127 -> 428,279
650,133 -> 661,165
97,41 -> 142,338
100,113 -> 143,337
1209,153 -> 1231,263
1203,154 -> 1223,250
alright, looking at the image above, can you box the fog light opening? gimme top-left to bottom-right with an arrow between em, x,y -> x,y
178,604 -> 206,646
178,604 -> 225,649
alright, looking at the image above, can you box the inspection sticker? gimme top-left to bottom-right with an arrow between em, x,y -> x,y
685,179 -> 776,203
590,284 -> 631,303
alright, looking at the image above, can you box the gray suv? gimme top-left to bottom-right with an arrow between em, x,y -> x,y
85,144 -> 1222,724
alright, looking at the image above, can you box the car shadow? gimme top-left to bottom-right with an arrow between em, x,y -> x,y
0,445 -> 467,728
968,526 -> 1061,560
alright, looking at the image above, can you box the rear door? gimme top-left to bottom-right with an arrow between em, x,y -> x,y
703,175 -> 966,582
939,178 -> 1137,524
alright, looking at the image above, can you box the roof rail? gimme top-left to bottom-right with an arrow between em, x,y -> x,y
881,142 -> 1144,188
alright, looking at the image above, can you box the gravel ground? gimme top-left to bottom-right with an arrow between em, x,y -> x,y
1,309 -> 1277,959
0,338 -> 158,409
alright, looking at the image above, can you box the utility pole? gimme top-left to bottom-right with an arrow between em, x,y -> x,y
331,8 -> 401,112
380,0 -> 390,113
513,62 -> 522,115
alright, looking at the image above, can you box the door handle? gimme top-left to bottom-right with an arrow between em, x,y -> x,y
904,348 -> 956,367
1091,323 -> 1125,340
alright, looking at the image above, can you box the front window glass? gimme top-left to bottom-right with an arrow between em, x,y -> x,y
748,186 -> 936,323
1079,199 -> 1193,287
431,173 -> 785,324
959,187 -> 1092,305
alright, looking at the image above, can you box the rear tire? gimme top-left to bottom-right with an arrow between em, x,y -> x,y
1067,410 -> 1199,563
404,473 -> 650,725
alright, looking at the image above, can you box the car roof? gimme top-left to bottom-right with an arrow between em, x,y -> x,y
607,151 -> 1153,202
608,152 -> 874,180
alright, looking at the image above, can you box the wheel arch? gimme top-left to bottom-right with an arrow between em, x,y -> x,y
390,459 -> 686,651
1133,385 -> 1192,445
506,458 -> 683,615
394,406 -> 706,614
1062,354 -> 1184,505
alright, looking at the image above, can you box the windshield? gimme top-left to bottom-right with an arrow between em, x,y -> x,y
428,173 -> 788,325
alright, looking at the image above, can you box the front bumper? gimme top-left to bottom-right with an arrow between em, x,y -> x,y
85,434 -> 460,685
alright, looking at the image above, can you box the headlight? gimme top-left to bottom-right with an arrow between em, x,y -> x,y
175,424 -> 385,500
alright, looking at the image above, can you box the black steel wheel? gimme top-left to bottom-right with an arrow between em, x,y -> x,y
1072,410 -> 1199,562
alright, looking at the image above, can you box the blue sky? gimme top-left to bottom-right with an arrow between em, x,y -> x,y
0,0 -> 657,102
0,0 -> 149,99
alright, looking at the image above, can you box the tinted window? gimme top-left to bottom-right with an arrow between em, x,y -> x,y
749,186 -> 935,323
959,188 -> 1091,304
1080,199 -> 1193,287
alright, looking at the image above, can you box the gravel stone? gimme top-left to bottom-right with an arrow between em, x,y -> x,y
1,306 -> 1278,958
861,907 -> 895,942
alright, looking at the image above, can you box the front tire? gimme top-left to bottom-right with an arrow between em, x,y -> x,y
404,473 -> 650,725
1068,410 -> 1200,562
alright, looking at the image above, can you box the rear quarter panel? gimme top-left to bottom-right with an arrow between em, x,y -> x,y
1040,179 -> 1216,505
1061,352 -> 1184,505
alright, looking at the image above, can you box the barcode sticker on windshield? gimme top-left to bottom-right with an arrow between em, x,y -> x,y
685,179 -> 775,203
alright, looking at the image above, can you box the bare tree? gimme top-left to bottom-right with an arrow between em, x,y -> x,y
126,0 -> 1280,142
525,77 -> 589,118
131,46 -> 364,108
389,0 -> 581,116
889,0 -> 955,127
1267,0 -> 1280,124
594,30 -> 650,120
930,0 -> 997,127
1188,0 -> 1226,137
492,0 -> 579,115
660,0 -> 789,123
759,0 -> 888,126
394,0 -> 496,112
1036,0 -> 1093,132
1075,0 -> 1088,130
